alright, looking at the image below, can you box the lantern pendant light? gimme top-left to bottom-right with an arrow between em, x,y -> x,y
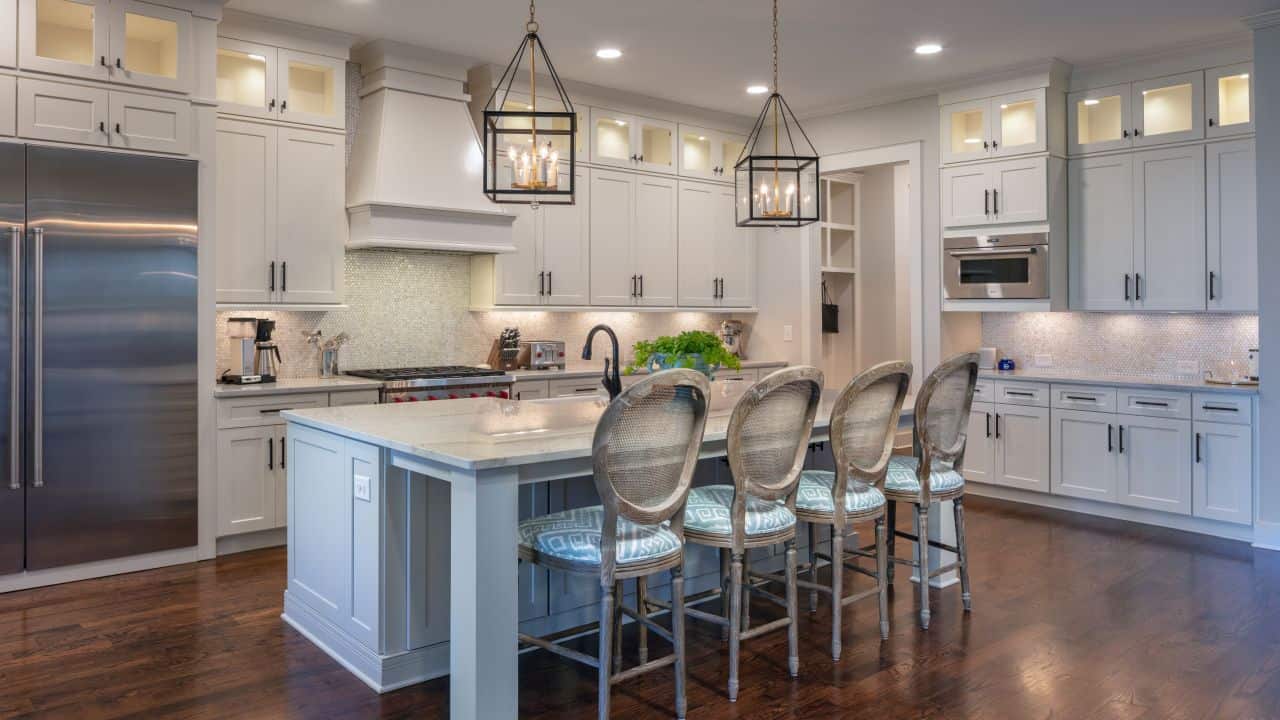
734,0 -> 820,227
482,0 -> 577,207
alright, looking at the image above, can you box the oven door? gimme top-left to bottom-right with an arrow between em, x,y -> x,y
944,244 -> 1049,300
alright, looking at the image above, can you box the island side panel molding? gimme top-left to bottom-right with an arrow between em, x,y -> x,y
287,426 -> 347,623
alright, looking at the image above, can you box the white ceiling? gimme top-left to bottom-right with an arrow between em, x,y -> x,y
226,0 -> 1277,117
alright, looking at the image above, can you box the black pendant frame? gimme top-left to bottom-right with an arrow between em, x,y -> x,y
734,92 -> 820,227
482,31 -> 577,206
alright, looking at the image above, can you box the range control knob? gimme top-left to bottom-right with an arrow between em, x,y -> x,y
499,391 -> 510,399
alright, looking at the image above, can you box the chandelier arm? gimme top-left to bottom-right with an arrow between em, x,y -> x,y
739,95 -> 774,167
534,35 -> 577,113
485,33 -> 531,112
778,96 -> 800,158
776,93 -> 819,155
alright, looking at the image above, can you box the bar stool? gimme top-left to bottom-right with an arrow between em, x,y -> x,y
792,361 -> 912,658
884,352 -> 979,630
677,366 -> 823,701
515,369 -> 711,720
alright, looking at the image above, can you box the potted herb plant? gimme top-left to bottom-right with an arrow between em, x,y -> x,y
624,330 -> 742,379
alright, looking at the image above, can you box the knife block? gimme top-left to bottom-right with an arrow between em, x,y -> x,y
486,338 -> 521,371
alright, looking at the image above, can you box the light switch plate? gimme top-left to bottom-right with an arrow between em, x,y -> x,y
353,474 -> 371,502
783,324 -> 793,342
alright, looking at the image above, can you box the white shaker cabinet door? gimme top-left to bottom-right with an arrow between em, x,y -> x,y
16,77 -> 109,146
108,90 -> 190,154
1116,416 -> 1192,516
215,118 -> 276,304
217,426 -> 278,537
0,0 -> 14,68
940,164 -> 991,228
491,181 -> 540,306
589,169 -> 636,305
1051,409 -> 1119,502
1132,145 -> 1205,312
276,127 -> 345,304
1206,139 -> 1257,312
0,76 -> 14,137
107,0 -> 193,94
18,0 -> 111,82
715,186 -> 756,307
994,404 -> 1049,492
541,167 -> 591,306
989,156 -> 1047,225
676,180 -> 718,307
277,48 -> 345,129
962,402 -> 995,485
633,174 -> 678,306
1069,154 -> 1133,311
1192,420 -> 1252,525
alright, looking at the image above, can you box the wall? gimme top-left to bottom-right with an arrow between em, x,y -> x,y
982,313 -> 1258,377
858,163 -> 903,367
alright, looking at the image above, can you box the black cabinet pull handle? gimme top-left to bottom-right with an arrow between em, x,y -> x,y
1134,400 -> 1168,408
1123,129 -> 1130,138
115,123 -> 121,134
1202,404 -> 1238,412
281,100 -> 287,111
268,437 -> 274,470
1066,395 -> 1095,401
547,271 -> 552,295
1195,432 -> 1202,463
639,274 -> 644,297
269,261 -> 275,292
269,98 -> 276,110
1209,118 -> 1216,127
631,275 -> 637,297
1133,128 -> 1141,137
1005,390 -> 1034,397
98,121 -> 105,133
281,437 -> 286,469
993,188 -> 999,214
281,261 -> 287,292
995,414 -> 1001,439
982,140 -> 989,150
100,56 -> 107,67
1134,273 -> 1141,300
1124,273 -> 1131,301
638,154 -> 644,162
115,57 -> 122,69
1209,271 -> 1216,301
538,271 -> 544,296
986,412 -> 991,438
984,189 -> 990,215
1108,424 -> 1114,453
991,140 -> 998,149
1118,426 -> 1125,454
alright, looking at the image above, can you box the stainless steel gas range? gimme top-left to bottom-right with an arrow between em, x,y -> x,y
344,366 -> 515,403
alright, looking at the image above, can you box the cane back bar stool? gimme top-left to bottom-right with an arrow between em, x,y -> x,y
676,366 -> 823,701
515,369 -> 711,720
789,361 -> 912,659
884,352 -> 979,630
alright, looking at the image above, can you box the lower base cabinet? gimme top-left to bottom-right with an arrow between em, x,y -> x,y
1051,409 -> 1119,502
962,391 -> 1050,491
1193,420 -> 1253,525
1116,416 -> 1192,515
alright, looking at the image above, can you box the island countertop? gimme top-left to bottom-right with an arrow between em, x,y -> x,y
283,384 -> 913,472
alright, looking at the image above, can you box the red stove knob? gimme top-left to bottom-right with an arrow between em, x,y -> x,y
393,397 -> 404,403
425,395 -> 437,401
557,351 -> 565,357
408,396 -> 418,402
448,394 -> 458,399
535,351 -> 543,358
469,392 -> 479,398
486,391 -> 496,397
499,390 -> 510,399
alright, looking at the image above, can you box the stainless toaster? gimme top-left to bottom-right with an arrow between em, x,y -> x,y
518,340 -> 567,370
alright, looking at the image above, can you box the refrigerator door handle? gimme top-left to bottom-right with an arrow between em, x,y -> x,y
32,228 -> 43,489
8,227 -> 18,490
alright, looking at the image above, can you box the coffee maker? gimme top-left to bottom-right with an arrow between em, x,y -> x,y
719,319 -> 747,359
222,317 -> 282,384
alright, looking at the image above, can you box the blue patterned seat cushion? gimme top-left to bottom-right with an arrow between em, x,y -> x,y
684,485 -> 796,537
794,470 -> 887,515
885,455 -> 965,495
518,506 -> 682,567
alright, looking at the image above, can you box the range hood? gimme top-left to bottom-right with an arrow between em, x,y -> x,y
347,41 -> 516,253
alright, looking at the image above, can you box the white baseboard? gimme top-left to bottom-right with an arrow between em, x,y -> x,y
0,546 -> 199,594
217,528 -> 286,556
1251,520 -> 1280,551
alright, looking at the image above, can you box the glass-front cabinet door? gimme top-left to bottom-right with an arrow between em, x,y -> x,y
1133,71 -> 1203,147
216,38 -> 277,119
19,0 -> 110,81
108,0 -> 191,93
721,134 -> 746,175
590,108 -> 633,168
679,127 -> 715,179
1068,84 -> 1132,155
1206,63 -> 1253,138
278,48 -> 344,129
634,115 -> 675,174
941,98 -> 990,164
990,89 -> 1046,158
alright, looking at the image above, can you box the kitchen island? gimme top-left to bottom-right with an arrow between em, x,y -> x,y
281,383 -> 915,719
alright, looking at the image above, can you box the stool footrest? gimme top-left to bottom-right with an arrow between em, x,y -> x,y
928,562 -> 959,578
610,653 -> 676,685
839,585 -> 881,607
518,632 -> 599,669
741,616 -> 791,641
619,605 -> 674,644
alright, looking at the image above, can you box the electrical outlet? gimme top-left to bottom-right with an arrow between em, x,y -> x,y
1177,360 -> 1199,375
353,474 -> 371,502
783,324 -> 793,342
1034,354 -> 1053,368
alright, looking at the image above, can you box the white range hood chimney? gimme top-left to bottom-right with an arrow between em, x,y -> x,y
347,41 -> 516,253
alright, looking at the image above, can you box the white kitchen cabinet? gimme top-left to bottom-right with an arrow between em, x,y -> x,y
1206,63 -> 1253,138
1069,153 -> 1133,311
1069,83 -> 1132,155
491,201 -> 539,306
1206,139 -> 1257,312
590,107 -> 676,175
0,0 -> 15,68
215,117 -> 276,304
512,379 -> 549,401
1192,420 -> 1252,525
107,89 -> 189,153
677,181 -> 755,308
941,156 -> 1048,228
108,0 -> 192,94
548,377 -> 604,398
1116,415 -> 1192,516
276,126 -> 344,304
0,76 -> 14,136
589,168 -> 677,306
1132,145 -> 1205,311
1133,71 -> 1203,147
1051,409 -> 1119,503
678,124 -> 745,181
994,404 -> 1050,492
215,39 -> 345,129
215,37 -> 277,120
217,425 -> 280,536
493,89 -> 587,163
16,77 -> 109,145
941,89 -> 1047,165
962,402 -> 996,485
715,185 -> 755,306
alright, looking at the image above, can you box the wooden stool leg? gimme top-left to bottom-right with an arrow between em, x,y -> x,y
741,553 -> 752,633
955,497 -> 972,611
886,500 -> 898,583
671,566 -> 688,720
916,503 -> 931,630
637,576 -> 649,664
728,552 -> 743,701
830,526 -> 844,660
785,538 -> 799,676
612,581 -> 624,672
875,516 -> 889,640
807,522 -> 819,613
719,547 -> 731,641
598,583 -> 615,720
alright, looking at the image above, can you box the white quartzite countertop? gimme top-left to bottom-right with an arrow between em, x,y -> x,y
979,369 -> 1259,395
508,358 -> 787,381
212,376 -> 383,398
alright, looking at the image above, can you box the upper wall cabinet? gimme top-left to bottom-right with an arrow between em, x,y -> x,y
941,89 -> 1047,165
215,37 -> 345,129
1132,71 -> 1203,147
494,89 -> 587,163
590,107 -> 676,175
1,0 -> 16,68
678,124 -> 746,181
19,0 -> 193,94
1206,139 -> 1257,312
941,156 -> 1053,228
1206,63 -> 1253,138
1068,83 -> 1131,155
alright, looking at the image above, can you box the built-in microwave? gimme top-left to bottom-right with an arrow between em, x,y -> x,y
943,233 -> 1049,300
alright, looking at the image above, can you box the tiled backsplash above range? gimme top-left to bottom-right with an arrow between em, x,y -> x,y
982,312 -> 1258,377
216,250 -> 728,378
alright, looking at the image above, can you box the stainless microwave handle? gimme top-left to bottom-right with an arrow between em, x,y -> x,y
947,247 -> 1038,257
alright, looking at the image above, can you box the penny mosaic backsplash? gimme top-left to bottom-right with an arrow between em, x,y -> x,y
981,312 -> 1258,378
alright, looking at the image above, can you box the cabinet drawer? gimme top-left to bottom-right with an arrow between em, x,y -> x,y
1117,388 -> 1191,419
548,378 -> 604,398
1051,384 -> 1117,412
1192,393 -> 1252,425
513,379 -> 550,401
973,379 -> 994,403
217,392 -> 328,428
995,380 -> 1049,407
715,369 -> 759,385
329,389 -> 379,407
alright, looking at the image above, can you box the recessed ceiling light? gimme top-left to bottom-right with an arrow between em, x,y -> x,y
746,85 -> 769,95
595,48 -> 622,59
914,43 -> 943,55
1083,99 -> 1100,106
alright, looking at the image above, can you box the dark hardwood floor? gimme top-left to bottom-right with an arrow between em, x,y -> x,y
2,496 -> 1279,719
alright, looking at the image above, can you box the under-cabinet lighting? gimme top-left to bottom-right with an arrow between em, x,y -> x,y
1083,99 -> 1100,106
595,48 -> 622,59
914,43 -> 943,55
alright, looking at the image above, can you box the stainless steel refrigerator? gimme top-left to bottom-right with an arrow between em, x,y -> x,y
0,144 -> 197,574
